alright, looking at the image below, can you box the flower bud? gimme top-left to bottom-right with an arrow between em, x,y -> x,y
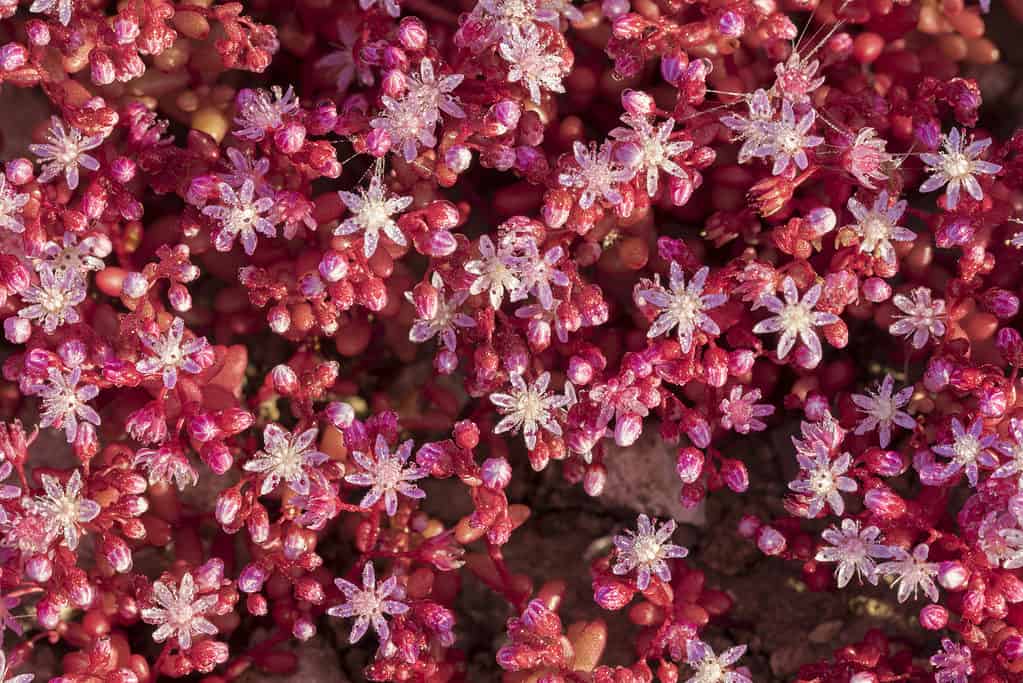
453,420 -> 479,449
757,526 -> 786,555
445,145 -> 472,173
660,53 -> 689,84
101,535 -> 133,573
366,128 -> 392,157
593,578 -> 635,610
676,447 -> 704,484
938,561 -> 969,590
583,463 -> 607,496
194,558 -> 225,590
200,443 -> 233,475
864,449 -> 907,477
614,413 -> 642,447
997,327 -> 1023,366
271,364 -> 299,394
36,597 -> 62,629
805,207 -> 836,236
4,316 -> 30,344
248,505 -> 270,543
621,89 -> 655,117
168,283 -> 192,312
0,43 -> 27,71
238,563 -> 269,593
919,604 -> 947,629
1002,636 -> 1023,661
721,459 -> 749,493
434,349 -> 458,375
718,10 -> 745,37
25,555 -> 53,582
215,488 -> 242,526
122,272 -> 148,298
737,515 -> 761,538
326,401 -> 355,429
863,486 -> 906,518
397,17 -> 428,49
275,122 -> 306,154
862,277 -> 891,303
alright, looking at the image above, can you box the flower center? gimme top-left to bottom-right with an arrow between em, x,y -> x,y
632,536 -> 661,564
943,153 -> 972,179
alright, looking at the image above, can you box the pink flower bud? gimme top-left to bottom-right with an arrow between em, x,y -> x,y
937,561 -> 969,590
168,283 -> 192,312
248,505 -> 270,543
215,488 -> 242,526
863,486 -> 906,519
614,413 -> 643,447
275,122 -> 306,154
26,20 -> 50,46
603,0 -> 631,19
728,350 -> 755,376
924,357 -> 954,392
919,604 -> 947,629
272,366 -> 298,395
101,535 -> 133,573
0,43 -> 27,71
492,100 -> 521,131
718,10 -> 745,37
122,272 -> 148,298
721,459 -> 749,493
862,277 -> 891,303
90,51 -> 116,85
676,447 -> 704,484
200,443 -> 233,475
396,17 -> 428,49
194,558 -> 225,590
434,349 -> 458,375
737,515 -> 761,538
25,555 -> 53,582
997,328 -> 1023,366
326,401 -> 355,429
238,563 -> 269,593
756,526 -> 786,555
621,89 -> 655,117
36,597 -> 62,629
4,316 -> 30,344
1002,636 -> 1023,661
445,145 -> 472,173
283,528 -> 309,561
805,207 -> 836,236
660,53 -> 689,84
583,463 -> 607,496
6,158 -> 33,185
366,127 -> 392,157
865,449 -> 907,477
593,578 -> 634,610
567,356 -> 594,385
478,456 -> 511,488
980,288 -> 1019,319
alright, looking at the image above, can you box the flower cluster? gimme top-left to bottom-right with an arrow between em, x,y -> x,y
0,0 -> 1021,682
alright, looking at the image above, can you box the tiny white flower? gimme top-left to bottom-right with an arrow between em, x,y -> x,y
29,117 -> 104,190
845,191 -> 915,265
610,114 -> 693,197
490,372 -> 571,450
141,572 -> 219,650
875,543 -> 940,603
27,470 -> 100,551
932,416 -> 999,487
851,374 -> 915,447
919,128 -> 1001,209
233,86 -> 299,141
202,180 -> 277,256
327,563 -> 409,644
465,235 -> 524,309
17,265 -> 87,334
612,514 -> 688,590
558,141 -> 635,210
136,317 -> 209,389
36,366 -> 101,443
788,445 -> 857,517
815,518 -> 893,588
344,435 -> 426,516
0,175 -> 29,234
335,176 -> 413,258
639,264 -> 726,352
498,22 -> 566,104
684,639 -> 752,683
244,424 -> 329,496
752,276 -> 839,364
889,287 -> 946,349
